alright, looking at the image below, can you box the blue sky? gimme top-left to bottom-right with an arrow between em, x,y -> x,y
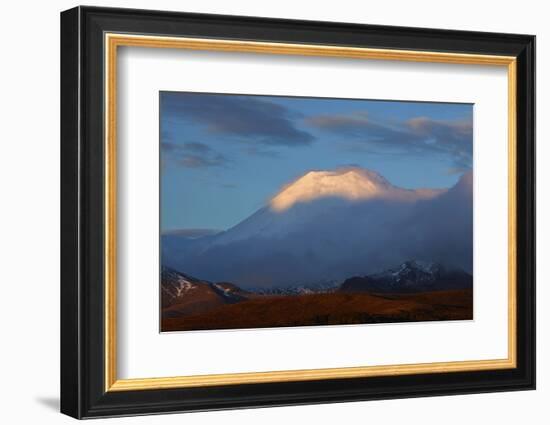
160,92 -> 472,232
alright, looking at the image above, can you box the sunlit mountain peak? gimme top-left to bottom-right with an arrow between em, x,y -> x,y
269,167 -> 441,212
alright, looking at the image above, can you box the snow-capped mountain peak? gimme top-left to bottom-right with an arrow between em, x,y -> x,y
339,260 -> 472,293
269,167 -> 442,212
270,168 -> 390,212
375,260 -> 442,285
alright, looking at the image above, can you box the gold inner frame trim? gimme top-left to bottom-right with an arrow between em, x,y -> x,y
104,33 -> 518,392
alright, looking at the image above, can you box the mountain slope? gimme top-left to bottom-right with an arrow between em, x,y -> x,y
162,167 -> 472,289
161,267 -> 248,318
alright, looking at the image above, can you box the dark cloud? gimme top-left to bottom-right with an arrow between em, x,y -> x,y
406,117 -> 472,167
162,92 -> 315,146
183,142 -> 212,153
306,112 -> 472,168
162,141 -> 229,169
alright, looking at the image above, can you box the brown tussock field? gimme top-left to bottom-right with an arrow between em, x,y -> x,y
161,289 -> 473,332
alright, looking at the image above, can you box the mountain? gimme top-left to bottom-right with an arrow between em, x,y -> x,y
339,260 -> 473,293
162,167 -> 473,289
161,267 -> 248,318
207,168 -> 444,246
270,168 -> 443,212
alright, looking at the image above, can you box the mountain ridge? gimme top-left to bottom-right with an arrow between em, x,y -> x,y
163,260 -> 472,299
339,260 -> 473,293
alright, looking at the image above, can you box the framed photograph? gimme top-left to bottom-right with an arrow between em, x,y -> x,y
60,6 -> 535,419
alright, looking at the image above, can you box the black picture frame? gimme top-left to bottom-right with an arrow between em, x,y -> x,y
61,5 -> 535,419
